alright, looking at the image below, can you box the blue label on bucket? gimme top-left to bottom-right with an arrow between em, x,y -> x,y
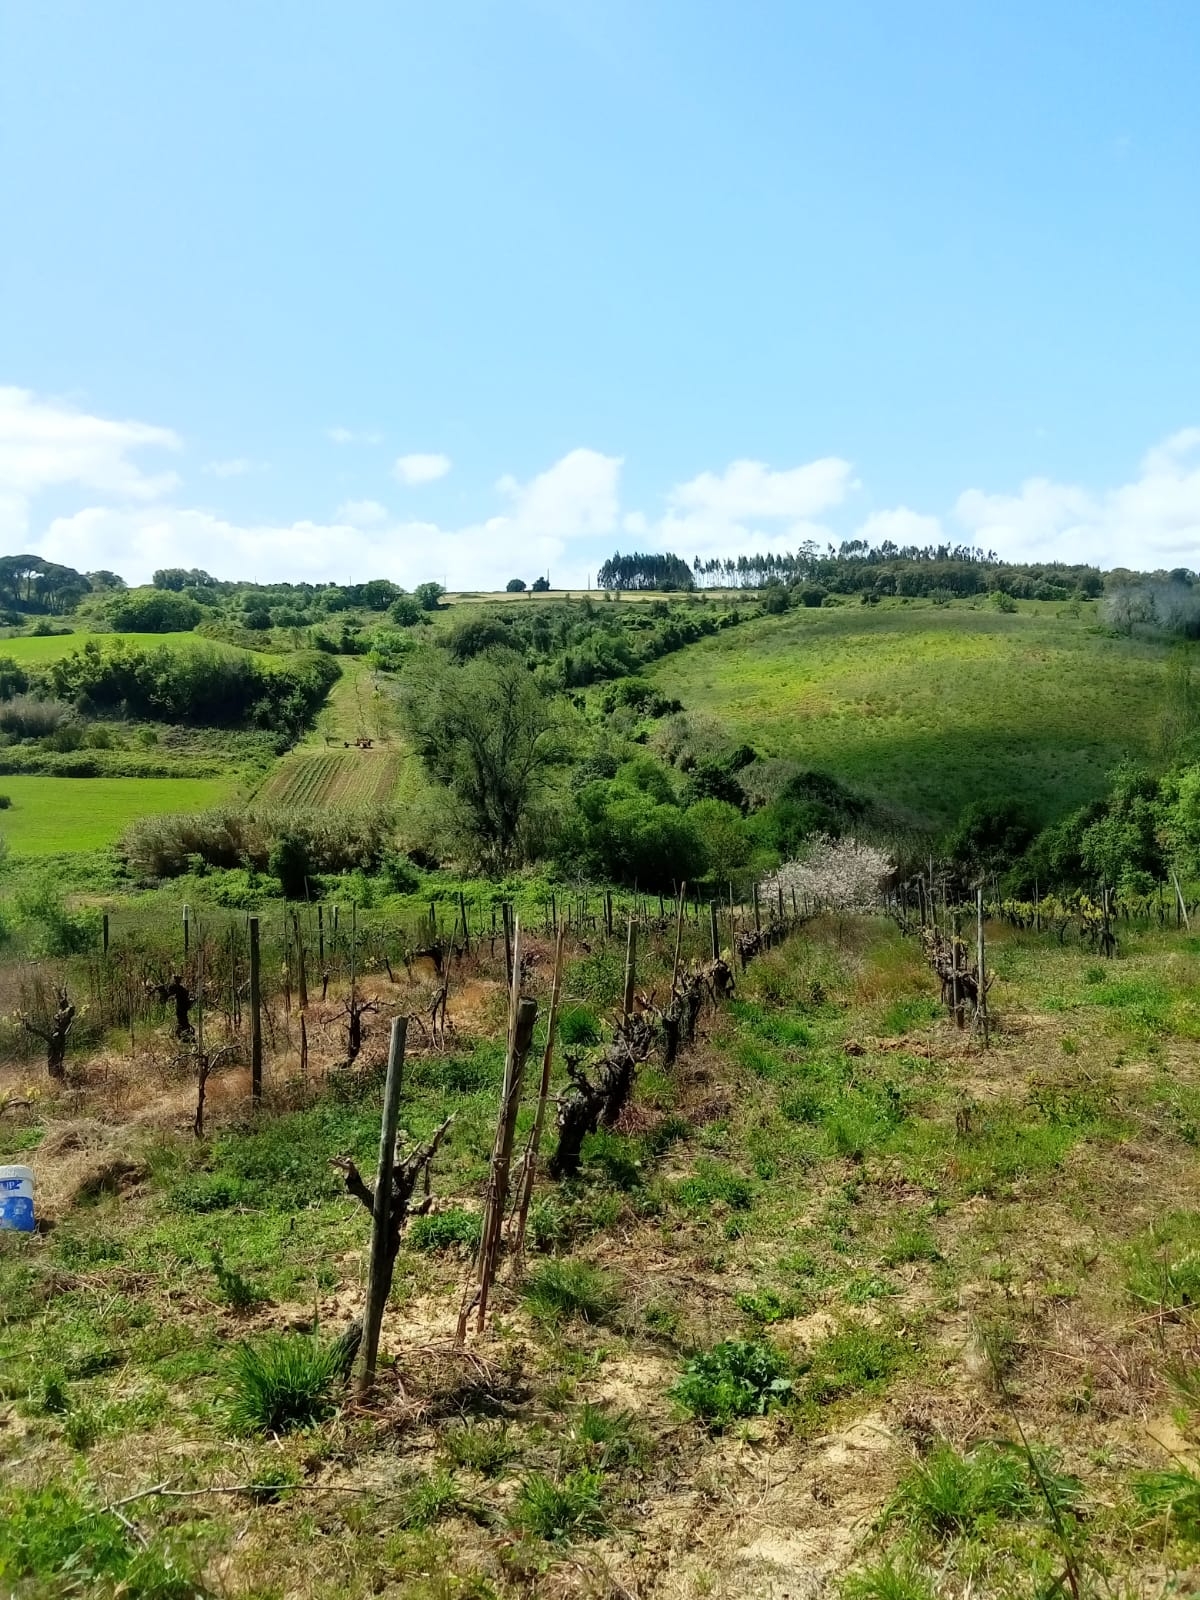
0,1194 -> 34,1232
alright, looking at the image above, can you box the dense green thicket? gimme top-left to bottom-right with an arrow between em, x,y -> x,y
122,804 -> 394,880
47,642 -> 339,736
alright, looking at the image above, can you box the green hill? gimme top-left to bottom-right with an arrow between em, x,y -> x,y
648,600 -> 1169,830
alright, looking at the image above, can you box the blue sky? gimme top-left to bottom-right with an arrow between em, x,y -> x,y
2,0 -> 1199,587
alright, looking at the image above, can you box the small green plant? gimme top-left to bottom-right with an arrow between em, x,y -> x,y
582,1129 -> 643,1191
443,1419 -> 517,1477
558,1004 -> 602,1046
887,1440 -> 1076,1537
0,1482 -> 195,1598
224,1333 -> 341,1435
527,1195 -> 572,1252
841,1551 -> 936,1600
245,1461 -> 302,1504
509,1469 -> 609,1542
883,1218 -> 939,1265
1133,1468 -> 1200,1542
842,1272 -> 895,1306
561,1403 -> 647,1470
520,1259 -> 621,1326
735,1286 -> 803,1324
408,1208 -> 482,1253
31,1367 -> 70,1415
804,1324 -> 907,1405
210,1246 -> 267,1311
63,1404 -> 104,1451
170,1174 -> 246,1213
671,1339 -> 794,1429
399,1470 -> 464,1530
675,1160 -> 754,1212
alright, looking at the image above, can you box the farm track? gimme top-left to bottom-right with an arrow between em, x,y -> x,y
255,748 -> 400,808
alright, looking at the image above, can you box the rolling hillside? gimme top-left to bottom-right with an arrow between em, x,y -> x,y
649,600 -> 1169,830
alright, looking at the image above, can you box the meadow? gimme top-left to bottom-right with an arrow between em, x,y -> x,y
0,774 -> 235,853
649,600 -> 1168,828
0,630 -> 235,666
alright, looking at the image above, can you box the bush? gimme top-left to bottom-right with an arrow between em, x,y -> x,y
520,1260 -> 621,1325
388,594 -> 426,628
671,1339 -> 794,1428
0,793 -> 10,809
106,587 -> 203,632
506,578 -> 527,592
224,1333 -> 342,1434
887,1441 -> 1071,1536
268,830 -> 313,899
0,695 -> 72,738
123,803 -> 394,879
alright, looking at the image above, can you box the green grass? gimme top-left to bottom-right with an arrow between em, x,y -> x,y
648,600 -> 1167,827
0,773 -> 234,853
224,1333 -> 342,1435
519,1259 -> 621,1325
0,1482 -> 196,1598
0,629 -> 224,665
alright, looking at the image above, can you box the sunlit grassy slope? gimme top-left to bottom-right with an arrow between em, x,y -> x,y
649,600 -> 1167,829
0,775 -> 235,853
0,630 -> 237,665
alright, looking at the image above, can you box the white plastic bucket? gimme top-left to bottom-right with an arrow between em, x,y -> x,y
0,1165 -> 35,1232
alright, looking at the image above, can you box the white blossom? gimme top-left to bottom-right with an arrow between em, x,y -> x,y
761,836 -> 894,912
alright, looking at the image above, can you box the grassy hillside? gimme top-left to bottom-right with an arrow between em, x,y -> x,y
649,600 -> 1168,829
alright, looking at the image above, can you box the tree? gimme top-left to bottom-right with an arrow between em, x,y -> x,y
947,800 -> 1036,878
414,582 -> 446,611
106,588 -> 203,632
531,576 -> 551,592
506,578 -> 527,593
389,594 -> 426,627
400,650 -> 557,869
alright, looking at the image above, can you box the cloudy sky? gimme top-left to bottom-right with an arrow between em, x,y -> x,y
3,2 -> 1199,588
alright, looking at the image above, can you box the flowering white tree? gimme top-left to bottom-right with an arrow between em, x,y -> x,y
761,835 -> 893,912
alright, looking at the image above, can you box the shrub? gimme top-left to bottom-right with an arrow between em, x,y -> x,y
268,830 -> 313,899
520,1260 -> 621,1325
224,1333 -> 341,1434
509,1469 -> 608,1542
0,695 -> 71,738
0,793 -> 10,809
408,1208 -> 482,1253
106,586 -> 203,632
123,803 -> 394,879
670,1339 -> 793,1428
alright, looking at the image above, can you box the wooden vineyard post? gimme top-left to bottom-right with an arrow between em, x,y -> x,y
621,916 -> 637,1023
357,1016 -> 407,1397
753,881 -> 760,931
249,916 -> 262,1105
183,903 -> 190,959
459,919 -> 538,1341
318,903 -> 325,966
102,912 -> 109,957
709,901 -> 720,961
460,889 -> 471,954
777,884 -> 784,923
604,891 -> 614,938
1173,869 -> 1191,931
975,888 -> 989,1047
670,881 -> 687,992
791,887 -> 798,919
293,911 -> 308,1011
502,901 -> 514,988
510,928 -> 566,1268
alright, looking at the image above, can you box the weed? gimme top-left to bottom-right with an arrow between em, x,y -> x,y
520,1260 -> 621,1326
509,1469 -> 609,1542
561,1403 -> 647,1470
880,995 -> 941,1034
842,1272 -> 896,1306
169,1173 -> 246,1213
582,1129 -> 643,1190
804,1324 -> 907,1405
210,1245 -> 267,1311
841,1552 -> 936,1600
408,1208 -> 482,1253
1128,1212 -> 1200,1311
1133,1468 -> 1200,1542
245,1461 -> 302,1504
887,1440 -> 1077,1537
64,1404 -> 104,1450
675,1160 -> 754,1212
0,1482 -> 195,1598
443,1419 -> 517,1477
735,1286 -> 805,1324
224,1332 -> 341,1435
31,1367 -> 70,1415
671,1339 -> 794,1428
883,1218 -> 939,1265
558,1004 -> 602,1046
400,1470 -> 465,1530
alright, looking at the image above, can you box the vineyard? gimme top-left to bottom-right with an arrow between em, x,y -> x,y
256,748 -> 401,808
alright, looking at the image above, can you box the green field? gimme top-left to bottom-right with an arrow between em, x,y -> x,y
650,600 -> 1168,829
0,775 -> 235,853
0,630 -> 232,665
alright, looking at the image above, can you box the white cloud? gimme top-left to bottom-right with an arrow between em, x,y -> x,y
0,385 -> 179,503
393,452 -> 452,485
855,507 -> 945,546
669,457 -> 854,521
204,457 -> 254,478
496,448 -> 621,538
954,429 -> 1200,566
328,426 -> 382,446
335,498 -> 389,527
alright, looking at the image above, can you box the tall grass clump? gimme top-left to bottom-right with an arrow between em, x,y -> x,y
520,1260 -> 621,1326
224,1333 -> 341,1435
122,802 -> 394,879
509,1469 -> 609,1542
887,1441 -> 1078,1537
